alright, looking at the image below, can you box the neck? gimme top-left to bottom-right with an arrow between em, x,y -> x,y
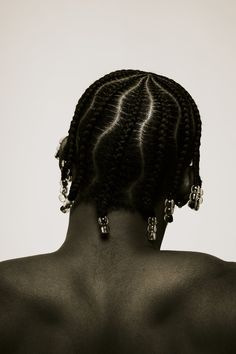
56,199 -> 168,260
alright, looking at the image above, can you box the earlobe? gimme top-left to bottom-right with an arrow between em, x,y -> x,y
175,165 -> 194,207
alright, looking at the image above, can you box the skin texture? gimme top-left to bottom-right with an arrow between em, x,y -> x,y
0,169 -> 236,354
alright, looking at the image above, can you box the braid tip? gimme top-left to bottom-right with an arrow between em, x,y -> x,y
188,185 -> 203,211
164,198 -> 175,223
98,216 -> 110,238
60,200 -> 74,213
146,216 -> 158,241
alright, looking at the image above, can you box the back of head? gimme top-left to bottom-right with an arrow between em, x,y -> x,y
57,69 -> 202,222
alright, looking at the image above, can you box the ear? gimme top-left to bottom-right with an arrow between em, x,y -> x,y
175,165 -> 194,207
56,136 -> 77,183
55,136 -> 69,170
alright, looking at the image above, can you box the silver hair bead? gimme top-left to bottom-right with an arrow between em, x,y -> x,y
146,216 -> 158,241
164,198 -> 175,223
60,199 -> 74,213
188,185 -> 203,210
98,216 -> 110,236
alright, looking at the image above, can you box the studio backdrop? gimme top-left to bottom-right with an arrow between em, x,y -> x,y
0,0 -> 235,261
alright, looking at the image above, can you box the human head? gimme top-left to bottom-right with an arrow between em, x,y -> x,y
55,69 -> 202,228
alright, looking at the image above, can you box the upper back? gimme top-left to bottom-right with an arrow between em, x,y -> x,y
0,249 -> 235,354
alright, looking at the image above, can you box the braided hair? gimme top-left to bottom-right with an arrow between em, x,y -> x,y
57,69 -> 202,224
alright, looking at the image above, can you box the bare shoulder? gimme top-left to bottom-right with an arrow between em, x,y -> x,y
181,253 -> 236,353
0,252 -> 66,303
0,252 -> 64,288
0,257 -> 30,351
0,254 -> 78,353
154,251 -> 236,352
0,253 -> 66,349
153,249 -> 227,283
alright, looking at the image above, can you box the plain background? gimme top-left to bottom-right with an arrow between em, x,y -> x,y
0,0 -> 235,262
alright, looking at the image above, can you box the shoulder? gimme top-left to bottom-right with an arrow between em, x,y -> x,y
0,258 -> 30,350
154,250 -> 226,283
183,256 -> 236,353
158,251 -> 236,352
0,252 -> 72,313
0,254 -> 59,330
0,253 -> 68,349
0,252 -> 67,302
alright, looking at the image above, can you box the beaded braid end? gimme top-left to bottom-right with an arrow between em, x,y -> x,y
164,198 -> 175,223
188,185 -> 203,210
146,216 -> 158,241
97,216 -> 110,238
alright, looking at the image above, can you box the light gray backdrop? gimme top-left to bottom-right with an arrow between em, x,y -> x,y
0,0 -> 235,261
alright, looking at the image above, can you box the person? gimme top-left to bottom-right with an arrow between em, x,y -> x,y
0,69 -> 235,354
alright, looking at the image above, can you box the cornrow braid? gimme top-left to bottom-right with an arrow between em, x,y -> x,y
153,75 -> 196,202
185,98 -> 202,187
132,77 -> 173,219
136,79 -> 183,215
156,74 -> 202,188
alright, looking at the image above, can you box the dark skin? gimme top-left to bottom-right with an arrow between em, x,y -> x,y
0,164 -> 236,354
